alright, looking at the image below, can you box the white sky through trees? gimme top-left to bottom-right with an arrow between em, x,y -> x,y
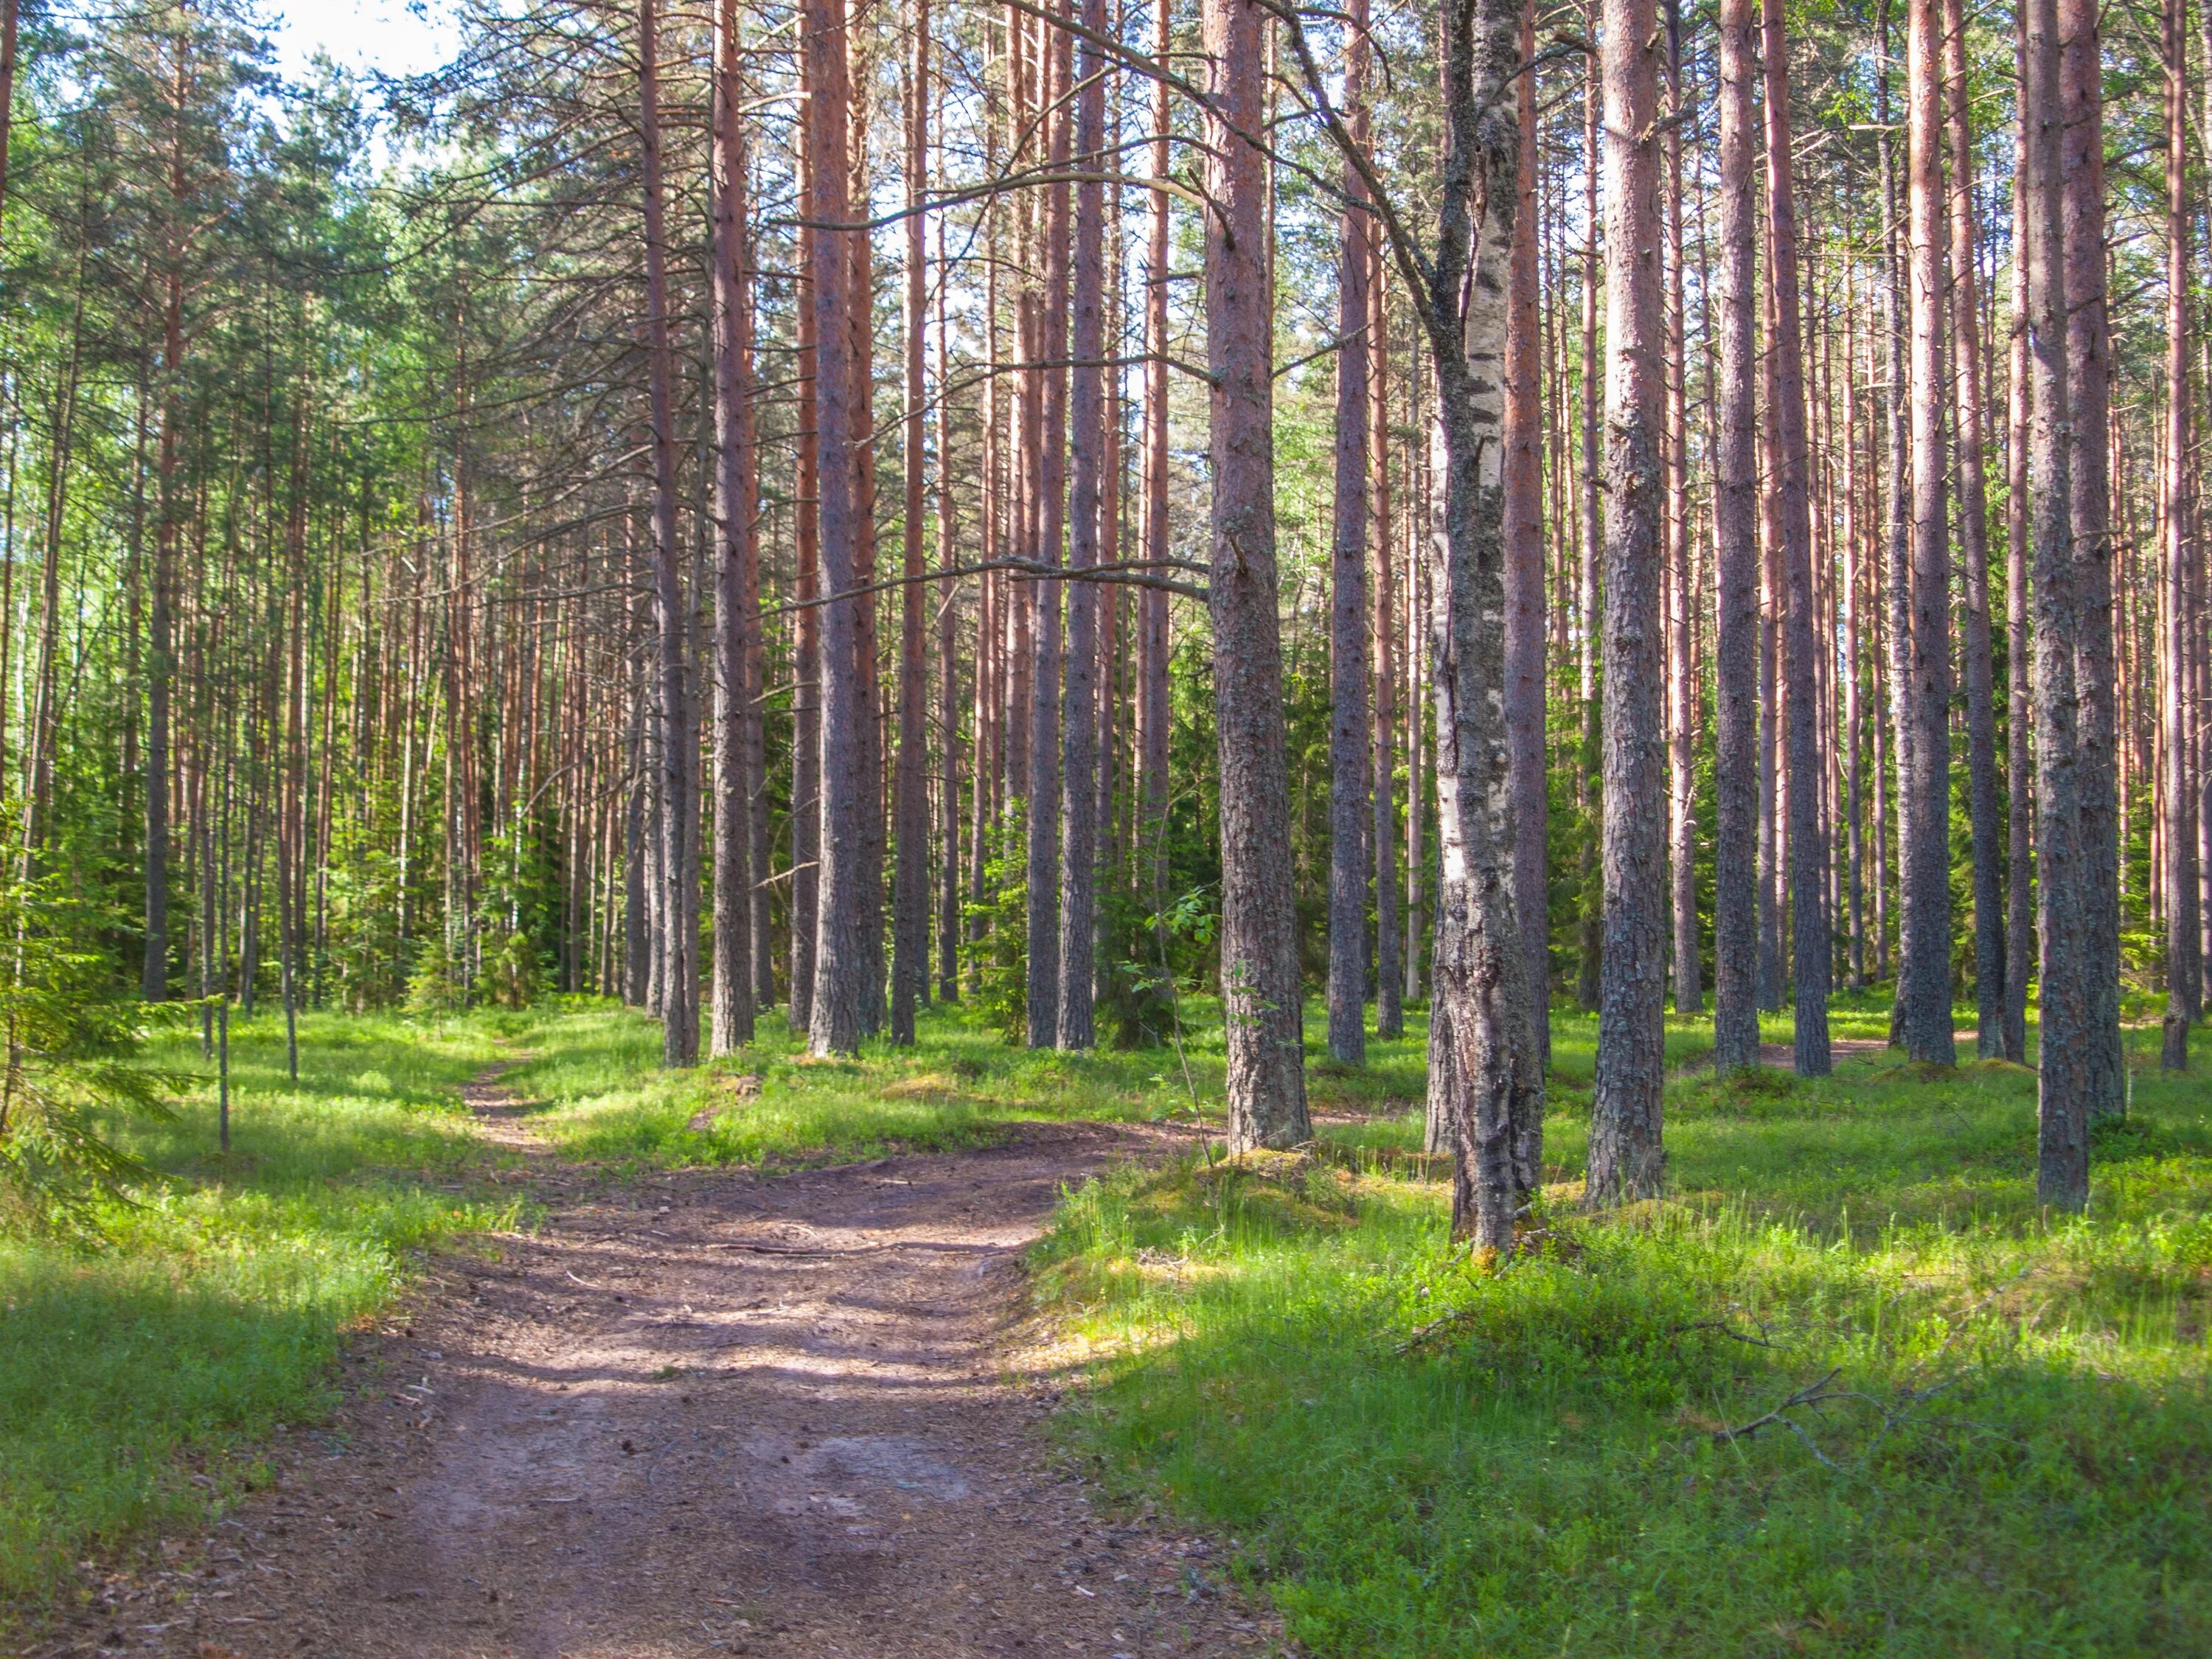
268,0 -> 459,80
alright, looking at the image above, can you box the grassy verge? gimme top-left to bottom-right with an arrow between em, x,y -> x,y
501,992 -> 1433,1167
0,1011 -> 523,1611
1036,1006 -> 2212,1655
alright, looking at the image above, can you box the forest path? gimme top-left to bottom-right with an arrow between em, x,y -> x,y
105,1068 -> 1276,1659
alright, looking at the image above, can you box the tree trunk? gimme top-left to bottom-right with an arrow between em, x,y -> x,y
1324,0 -> 1373,1067
1587,0 -> 1668,1203
892,0 -> 933,1046
1709,0 -> 1759,1072
1138,0 -> 1172,914
1663,0 -> 1697,1018
805,0 -> 869,1055
1575,35 -> 1604,1016
1896,0 -> 1954,1065
2022,0 -> 2089,1211
1203,0 -> 1308,1151
2004,41 -> 2034,1064
1504,0 -> 1549,1057
1026,17 -> 1071,1049
1371,243 -> 1404,1042
2059,0 -> 2124,1119
640,0 -> 696,1067
1942,0 -> 2004,1060
1764,0 -> 1828,1074
790,97 -> 822,1035
709,0 -> 757,1056
936,187 -> 962,1004
1056,0 -> 1106,1050
2163,0 -> 2198,1068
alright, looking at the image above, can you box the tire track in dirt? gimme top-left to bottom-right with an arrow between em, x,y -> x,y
55,1067 -> 1278,1659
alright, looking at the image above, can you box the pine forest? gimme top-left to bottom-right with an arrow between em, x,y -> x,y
2,0 -> 2211,1651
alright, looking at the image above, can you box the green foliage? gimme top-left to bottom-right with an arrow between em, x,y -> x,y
0,869 -> 176,1238
405,931 -> 469,1015
961,803 -> 1030,1043
1039,1013 -> 2212,1656
489,929 -> 537,1010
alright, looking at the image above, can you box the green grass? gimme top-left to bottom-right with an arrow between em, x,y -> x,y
498,992 -> 1407,1166
0,1009 -> 523,1611
1036,1004 -> 2212,1656
18,985 -> 2211,1655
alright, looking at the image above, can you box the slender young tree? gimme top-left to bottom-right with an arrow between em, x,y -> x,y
1896,0 -> 1953,1065
2004,41 -> 2033,1064
1764,0 -> 1827,1074
2163,0 -> 2199,1068
2060,0 -> 2123,1119
1503,0 -> 1548,1060
1137,0 -> 1172,913
892,0 -> 932,1047
639,0 -> 696,1067
1708,0 -> 1759,1073
1324,0 -> 1373,1066
2023,0 -> 2089,1211
1663,0 -> 1697,1018
1587,0 -> 1668,1201
709,0 -> 757,1057
1941,0 -> 2003,1060
805,0 -> 869,1056
1056,0 -> 1107,1051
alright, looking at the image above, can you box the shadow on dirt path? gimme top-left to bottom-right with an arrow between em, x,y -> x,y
54,1067 -> 1277,1659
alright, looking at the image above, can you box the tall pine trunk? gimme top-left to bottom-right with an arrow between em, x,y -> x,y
1056,0 -> 1107,1051
2163,0 -> 2198,1068
1942,0 -> 2004,1060
709,0 -> 758,1055
1324,0 -> 1373,1067
1587,0 -> 1668,1202
2023,0 -> 2089,1211
2059,0 -> 2124,1119
1896,0 -> 1955,1065
892,0 -> 933,1047
1764,0 -> 1828,1073
1503,0 -> 1548,1060
805,0 -> 869,1055
1204,0 -> 1308,1151
1709,0 -> 1760,1072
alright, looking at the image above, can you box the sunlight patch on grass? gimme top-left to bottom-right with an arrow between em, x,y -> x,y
1037,1015 -> 2212,1656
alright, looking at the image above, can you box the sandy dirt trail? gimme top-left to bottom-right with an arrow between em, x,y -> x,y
58,1067 -> 1276,1659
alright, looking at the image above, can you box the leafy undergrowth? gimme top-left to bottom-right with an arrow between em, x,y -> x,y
498,994 -> 1438,1167
1037,1014 -> 2212,1656
0,1012 -> 521,1613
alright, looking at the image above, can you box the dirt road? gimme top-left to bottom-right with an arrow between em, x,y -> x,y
58,1069 -> 1274,1659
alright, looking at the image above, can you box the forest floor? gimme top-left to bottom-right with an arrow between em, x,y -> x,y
32,1051 -> 1279,1659
10,992 -> 2211,1657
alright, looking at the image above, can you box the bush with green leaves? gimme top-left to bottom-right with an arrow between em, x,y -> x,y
0,871 -> 174,1237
